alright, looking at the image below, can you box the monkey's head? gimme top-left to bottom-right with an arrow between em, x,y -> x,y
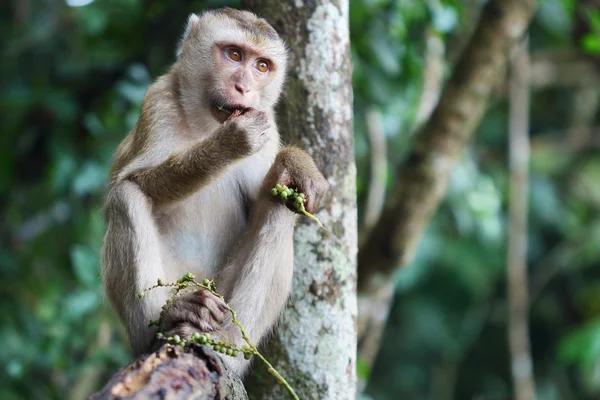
176,8 -> 288,124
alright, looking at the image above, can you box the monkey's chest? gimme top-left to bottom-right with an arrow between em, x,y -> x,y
157,177 -> 249,278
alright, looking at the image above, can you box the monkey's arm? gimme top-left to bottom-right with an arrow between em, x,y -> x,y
125,123 -> 256,205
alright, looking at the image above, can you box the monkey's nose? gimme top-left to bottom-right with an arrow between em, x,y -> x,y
234,83 -> 249,95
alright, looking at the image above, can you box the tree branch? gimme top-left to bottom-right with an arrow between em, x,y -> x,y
507,37 -> 536,400
90,344 -> 247,400
358,0 -> 537,294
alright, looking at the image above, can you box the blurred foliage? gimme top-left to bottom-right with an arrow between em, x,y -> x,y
1,0 -> 599,399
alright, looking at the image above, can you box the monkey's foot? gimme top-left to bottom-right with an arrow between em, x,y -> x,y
160,289 -> 228,338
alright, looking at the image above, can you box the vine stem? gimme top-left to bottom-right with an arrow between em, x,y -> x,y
200,281 -> 300,400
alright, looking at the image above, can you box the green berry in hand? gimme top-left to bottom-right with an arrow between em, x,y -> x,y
226,348 -> 233,356
275,184 -> 282,191
192,332 -> 200,340
271,188 -> 278,196
202,278 -> 210,286
280,192 -> 288,200
232,350 -> 238,357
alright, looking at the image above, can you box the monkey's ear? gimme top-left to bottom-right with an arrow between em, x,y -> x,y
176,14 -> 200,58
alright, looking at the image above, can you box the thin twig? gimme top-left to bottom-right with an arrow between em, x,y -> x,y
507,37 -> 536,400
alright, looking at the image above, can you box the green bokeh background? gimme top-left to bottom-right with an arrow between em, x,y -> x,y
1,0 -> 599,399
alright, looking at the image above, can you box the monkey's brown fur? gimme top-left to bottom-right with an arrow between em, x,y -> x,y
100,8 -> 328,377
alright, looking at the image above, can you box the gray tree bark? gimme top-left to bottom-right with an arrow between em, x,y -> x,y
244,1 -> 357,399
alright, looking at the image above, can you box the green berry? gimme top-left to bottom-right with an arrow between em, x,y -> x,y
200,335 -> 208,344
275,184 -> 283,191
192,332 -> 200,340
232,350 -> 238,357
157,279 -> 164,285
202,278 -> 210,286
226,348 -> 233,356
271,188 -> 278,196
244,352 -> 252,360
173,335 -> 180,342
280,192 -> 288,200
138,291 -> 145,299
156,332 -> 164,339
214,345 -> 221,353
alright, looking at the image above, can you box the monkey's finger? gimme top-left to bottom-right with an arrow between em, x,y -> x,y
186,290 -> 227,323
195,290 -> 228,322
161,300 -> 217,332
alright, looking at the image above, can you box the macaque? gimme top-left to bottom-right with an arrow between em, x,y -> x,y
100,8 -> 328,376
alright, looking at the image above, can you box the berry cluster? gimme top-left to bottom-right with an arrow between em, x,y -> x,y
270,184 -> 324,228
155,332 -> 254,360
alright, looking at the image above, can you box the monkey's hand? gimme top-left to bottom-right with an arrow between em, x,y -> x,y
221,108 -> 270,156
159,289 -> 228,340
264,146 -> 329,214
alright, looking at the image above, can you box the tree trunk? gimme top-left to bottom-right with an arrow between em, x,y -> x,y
90,344 -> 247,399
244,1 -> 357,399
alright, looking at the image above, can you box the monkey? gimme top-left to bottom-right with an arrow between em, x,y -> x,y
100,8 -> 328,376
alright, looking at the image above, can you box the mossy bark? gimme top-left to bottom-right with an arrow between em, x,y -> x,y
244,1 -> 357,399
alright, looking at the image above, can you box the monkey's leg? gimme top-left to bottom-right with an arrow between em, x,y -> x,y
101,180 -> 170,356
215,199 -> 297,376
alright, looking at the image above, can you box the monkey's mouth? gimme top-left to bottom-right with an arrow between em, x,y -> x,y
210,102 -> 247,123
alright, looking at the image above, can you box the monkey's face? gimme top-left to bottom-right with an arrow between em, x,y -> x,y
207,43 -> 281,124
177,9 -> 288,125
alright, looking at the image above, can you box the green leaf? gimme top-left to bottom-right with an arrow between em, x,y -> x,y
558,318 -> 600,366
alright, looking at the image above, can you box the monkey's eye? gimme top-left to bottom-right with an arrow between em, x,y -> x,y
255,59 -> 270,73
226,47 -> 243,62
